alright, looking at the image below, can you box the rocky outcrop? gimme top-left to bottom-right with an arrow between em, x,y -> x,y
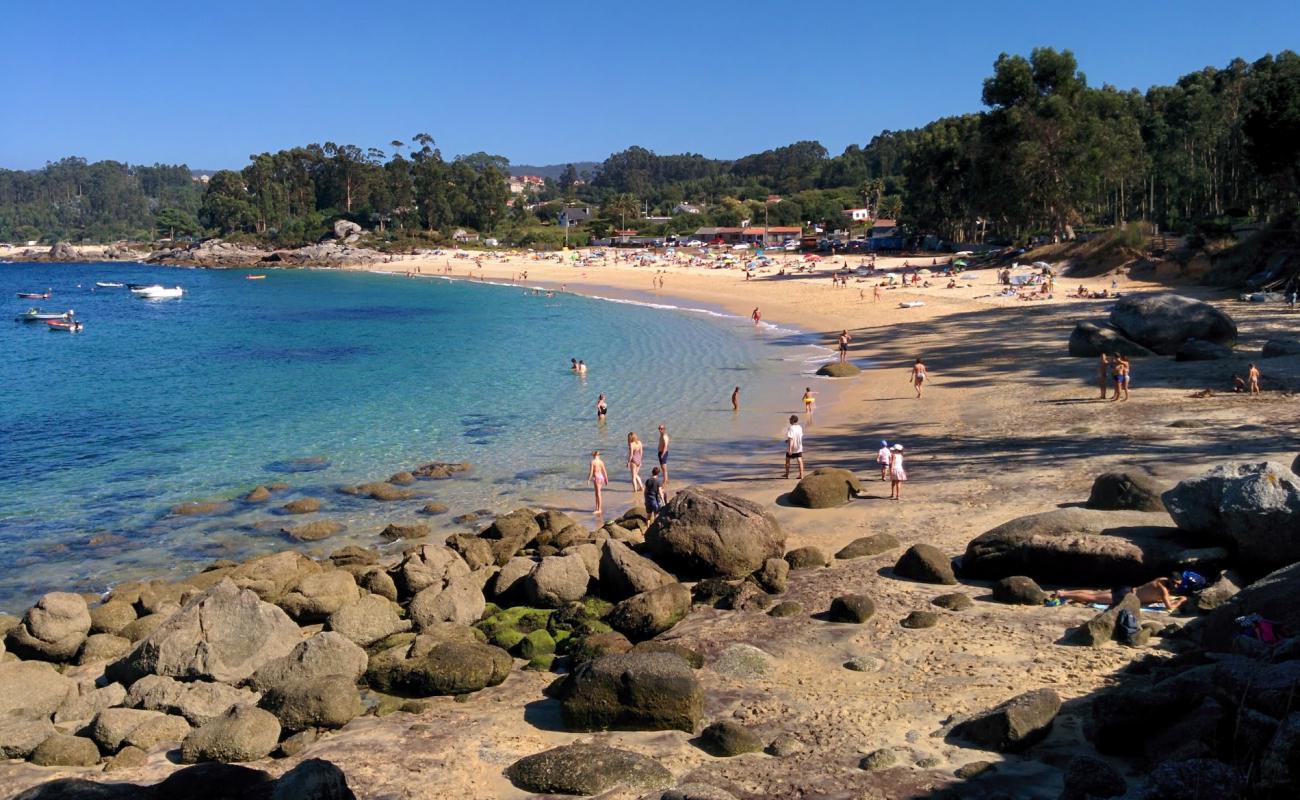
815,362 -> 861,377
645,488 -> 784,578
607,583 -> 691,641
558,652 -> 703,732
961,508 -> 1204,585
1262,338 -> 1300,358
893,544 -> 957,585
789,468 -> 862,508
1162,462 -> 1300,574
1068,321 -> 1155,357
113,579 -> 302,684
953,688 -> 1061,751
1086,471 -> 1166,511
124,674 -> 259,726
599,540 -> 676,601
506,743 -> 672,794
5,591 -> 91,662
1108,294 -> 1237,355
180,704 -> 281,763
148,238 -> 392,268
1202,561 -> 1300,652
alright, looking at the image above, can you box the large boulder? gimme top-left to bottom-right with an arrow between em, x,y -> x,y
249,631 -> 368,692
180,704 -> 281,763
893,544 -> 957,585
506,743 -> 673,795
1262,338 -> 1300,358
699,721 -> 763,756
259,674 -> 361,732
607,583 -> 691,641
789,468 -> 862,508
91,707 -> 178,752
1072,591 -> 1141,647
961,508 -> 1202,585
599,540 -> 676,601
1175,338 -> 1233,361
1202,561 -> 1300,652
29,733 -> 101,767
0,717 -> 57,759
226,551 -> 321,601
277,570 -> 359,624
1162,462 -> 1300,574
113,579 -> 303,685
489,557 -> 536,604
1108,294 -> 1237,355
524,554 -> 590,607
1086,471 -> 1166,512
125,674 -> 260,726
333,220 -> 363,240
391,544 -> 470,599
409,574 -> 486,628
645,487 -> 784,579
272,758 -> 358,800
1067,321 -> 1155,357
479,508 -> 542,566
558,652 -> 704,732
6,591 -> 92,661
326,594 -> 409,647
952,688 -> 1061,751
364,640 -> 510,697
835,533 -> 901,559
0,660 -> 77,718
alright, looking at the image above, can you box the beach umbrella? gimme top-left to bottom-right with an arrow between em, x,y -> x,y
918,269 -> 932,276
804,254 -> 821,262
953,259 -> 968,267
1032,261 -> 1051,269
954,250 -> 973,257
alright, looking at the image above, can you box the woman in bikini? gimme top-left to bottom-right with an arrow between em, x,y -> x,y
909,358 -> 928,398
1112,355 -> 1130,402
588,450 -> 609,517
802,387 -> 816,416
626,432 -> 644,492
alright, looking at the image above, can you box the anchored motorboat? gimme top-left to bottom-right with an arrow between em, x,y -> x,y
16,308 -> 75,322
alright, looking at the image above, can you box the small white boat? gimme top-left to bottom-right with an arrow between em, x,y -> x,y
16,308 -> 75,322
96,281 -> 124,288
131,285 -> 184,299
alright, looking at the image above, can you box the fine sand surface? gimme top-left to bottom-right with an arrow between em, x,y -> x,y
5,249 -> 1299,798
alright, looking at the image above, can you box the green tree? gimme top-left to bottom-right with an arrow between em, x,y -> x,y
155,207 -> 200,239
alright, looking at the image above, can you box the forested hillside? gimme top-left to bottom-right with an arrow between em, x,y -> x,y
2,48 -> 1296,247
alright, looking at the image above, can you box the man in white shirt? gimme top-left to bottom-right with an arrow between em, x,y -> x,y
783,414 -> 805,479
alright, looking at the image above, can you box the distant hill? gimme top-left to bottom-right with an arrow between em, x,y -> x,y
509,162 -> 599,180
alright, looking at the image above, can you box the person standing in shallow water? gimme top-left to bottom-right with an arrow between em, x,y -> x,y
838,329 -> 851,364
731,386 -> 740,411
657,424 -> 671,486
596,393 -> 608,422
626,432 -> 644,492
588,450 -> 609,517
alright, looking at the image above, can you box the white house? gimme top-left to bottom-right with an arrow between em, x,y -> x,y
674,203 -> 701,215
842,208 -> 872,222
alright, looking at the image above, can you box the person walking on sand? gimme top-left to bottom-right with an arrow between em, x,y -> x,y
909,359 -> 928,398
874,284 -> 883,302
731,386 -> 740,411
752,307 -> 762,326
1097,354 -> 1111,399
657,424 -> 671,485
838,329 -> 851,364
627,432 -> 644,491
876,440 -> 892,481
802,387 -> 817,416
596,393 -> 608,422
889,444 -> 907,500
783,415 -> 805,480
643,466 -> 666,524
1248,362 -> 1261,395
588,450 -> 609,517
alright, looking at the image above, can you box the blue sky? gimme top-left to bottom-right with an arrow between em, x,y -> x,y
2,0 -> 1297,170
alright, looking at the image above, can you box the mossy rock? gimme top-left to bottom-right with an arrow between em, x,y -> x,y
816,362 -> 861,378
526,653 -> 556,672
518,629 -> 556,660
492,629 -> 526,651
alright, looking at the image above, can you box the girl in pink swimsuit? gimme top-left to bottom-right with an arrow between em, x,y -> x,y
589,450 -> 609,517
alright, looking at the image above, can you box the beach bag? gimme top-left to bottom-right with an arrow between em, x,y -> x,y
1175,571 -> 1207,594
1116,609 -> 1142,645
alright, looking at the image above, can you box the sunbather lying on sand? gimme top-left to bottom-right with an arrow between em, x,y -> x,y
1053,576 -> 1187,610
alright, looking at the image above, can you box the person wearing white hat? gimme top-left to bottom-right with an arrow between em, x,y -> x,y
889,444 -> 907,500
876,441 -> 892,481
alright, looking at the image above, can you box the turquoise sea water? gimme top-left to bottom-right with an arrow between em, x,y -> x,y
0,262 -> 827,611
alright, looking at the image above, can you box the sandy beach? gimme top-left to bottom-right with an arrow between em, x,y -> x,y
4,247 -> 1299,798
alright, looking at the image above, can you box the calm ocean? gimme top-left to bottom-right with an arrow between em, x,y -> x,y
0,262 -> 829,611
